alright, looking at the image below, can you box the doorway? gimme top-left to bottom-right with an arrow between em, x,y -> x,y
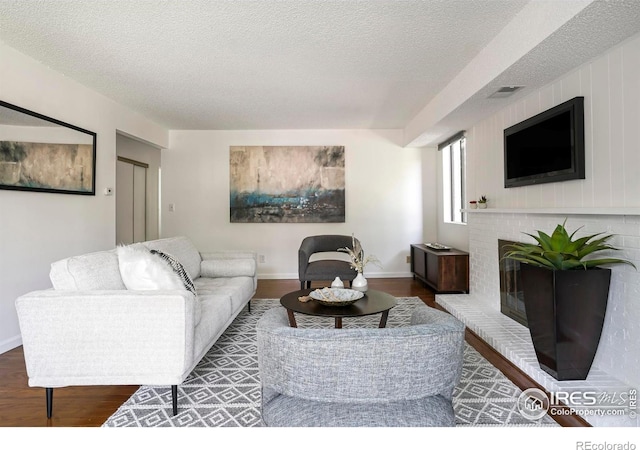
116,157 -> 148,245
115,133 -> 161,245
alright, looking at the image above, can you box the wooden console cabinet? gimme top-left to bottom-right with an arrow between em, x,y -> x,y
410,244 -> 469,293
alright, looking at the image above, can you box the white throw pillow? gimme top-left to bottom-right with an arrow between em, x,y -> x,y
117,243 -> 192,292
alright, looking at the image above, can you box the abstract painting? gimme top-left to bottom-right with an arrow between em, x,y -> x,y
230,146 -> 345,223
0,141 -> 95,194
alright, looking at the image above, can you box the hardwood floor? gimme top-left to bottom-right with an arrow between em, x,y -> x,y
0,277 -> 587,427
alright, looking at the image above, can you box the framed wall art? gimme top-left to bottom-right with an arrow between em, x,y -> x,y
230,145 -> 345,223
0,100 -> 97,195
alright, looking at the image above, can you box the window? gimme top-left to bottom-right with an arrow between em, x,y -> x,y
440,132 -> 466,224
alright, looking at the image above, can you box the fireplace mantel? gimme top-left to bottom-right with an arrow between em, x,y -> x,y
464,207 -> 640,216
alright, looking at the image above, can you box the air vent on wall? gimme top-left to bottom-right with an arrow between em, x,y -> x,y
488,86 -> 524,99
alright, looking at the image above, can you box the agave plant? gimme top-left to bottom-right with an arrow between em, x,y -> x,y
503,220 -> 636,270
338,234 -> 382,273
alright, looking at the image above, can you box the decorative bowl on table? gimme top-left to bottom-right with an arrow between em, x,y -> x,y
309,287 -> 364,306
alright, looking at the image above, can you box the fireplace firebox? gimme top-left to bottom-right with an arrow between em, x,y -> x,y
498,239 -> 528,327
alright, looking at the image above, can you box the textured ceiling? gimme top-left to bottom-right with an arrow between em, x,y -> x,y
0,0 -> 528,130
1,0 -> 640,146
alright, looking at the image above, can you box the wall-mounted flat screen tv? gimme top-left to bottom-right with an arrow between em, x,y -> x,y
504,96 -> 584,188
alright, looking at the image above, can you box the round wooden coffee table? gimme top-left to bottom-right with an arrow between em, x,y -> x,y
280,288 -> 397,328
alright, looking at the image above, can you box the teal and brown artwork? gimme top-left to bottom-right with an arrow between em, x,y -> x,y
230,146 -> 345,223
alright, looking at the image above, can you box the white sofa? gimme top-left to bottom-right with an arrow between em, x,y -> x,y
15,236 -> 257,417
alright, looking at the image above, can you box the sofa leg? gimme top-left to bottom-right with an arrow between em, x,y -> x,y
46,388 -> 53,419
248,301 -> 251,313
300,281 -> 304,290
172,385 -> 178,416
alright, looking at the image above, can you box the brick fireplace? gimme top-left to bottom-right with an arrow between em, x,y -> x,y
436,209 -> 640,426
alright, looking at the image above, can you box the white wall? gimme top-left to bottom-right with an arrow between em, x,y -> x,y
0,42 -> 168,354
438,31 -> 640,249
162,129 -> 426,279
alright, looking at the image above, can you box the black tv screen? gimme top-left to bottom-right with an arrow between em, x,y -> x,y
504,97 -> 585,188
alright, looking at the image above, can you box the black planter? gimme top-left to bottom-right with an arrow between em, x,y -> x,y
519,264 -> 611,381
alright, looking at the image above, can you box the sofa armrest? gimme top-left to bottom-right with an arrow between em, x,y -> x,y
15,289 -> 197,387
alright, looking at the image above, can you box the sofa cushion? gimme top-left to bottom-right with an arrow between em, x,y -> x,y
143,236 -> 202,280
200,258 -> 256,278
117,244 -> 195,294
50,249 -> 126,291
192,292 -> 233,358
195,276 -> 254,312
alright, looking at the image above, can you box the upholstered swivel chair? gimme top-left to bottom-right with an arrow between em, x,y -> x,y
298,234 -> 360,289
256,304 -> 466,427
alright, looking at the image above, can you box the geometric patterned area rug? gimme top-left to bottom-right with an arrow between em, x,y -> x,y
102,297 -> 558,427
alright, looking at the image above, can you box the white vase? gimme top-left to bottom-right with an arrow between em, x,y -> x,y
331,277 -> 344,288
478,202 -> 487,209
352,272 -> 368,292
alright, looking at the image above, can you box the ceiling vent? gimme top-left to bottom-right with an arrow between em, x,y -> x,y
488,86 -> 524,99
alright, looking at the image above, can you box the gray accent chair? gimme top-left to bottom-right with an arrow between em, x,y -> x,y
256,304 -> 466,427
298,234 -> 360,289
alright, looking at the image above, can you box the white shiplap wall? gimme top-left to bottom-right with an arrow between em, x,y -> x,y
465,32 -> 640,209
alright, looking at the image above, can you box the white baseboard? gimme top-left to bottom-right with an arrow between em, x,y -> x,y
0,335 -> 22,355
